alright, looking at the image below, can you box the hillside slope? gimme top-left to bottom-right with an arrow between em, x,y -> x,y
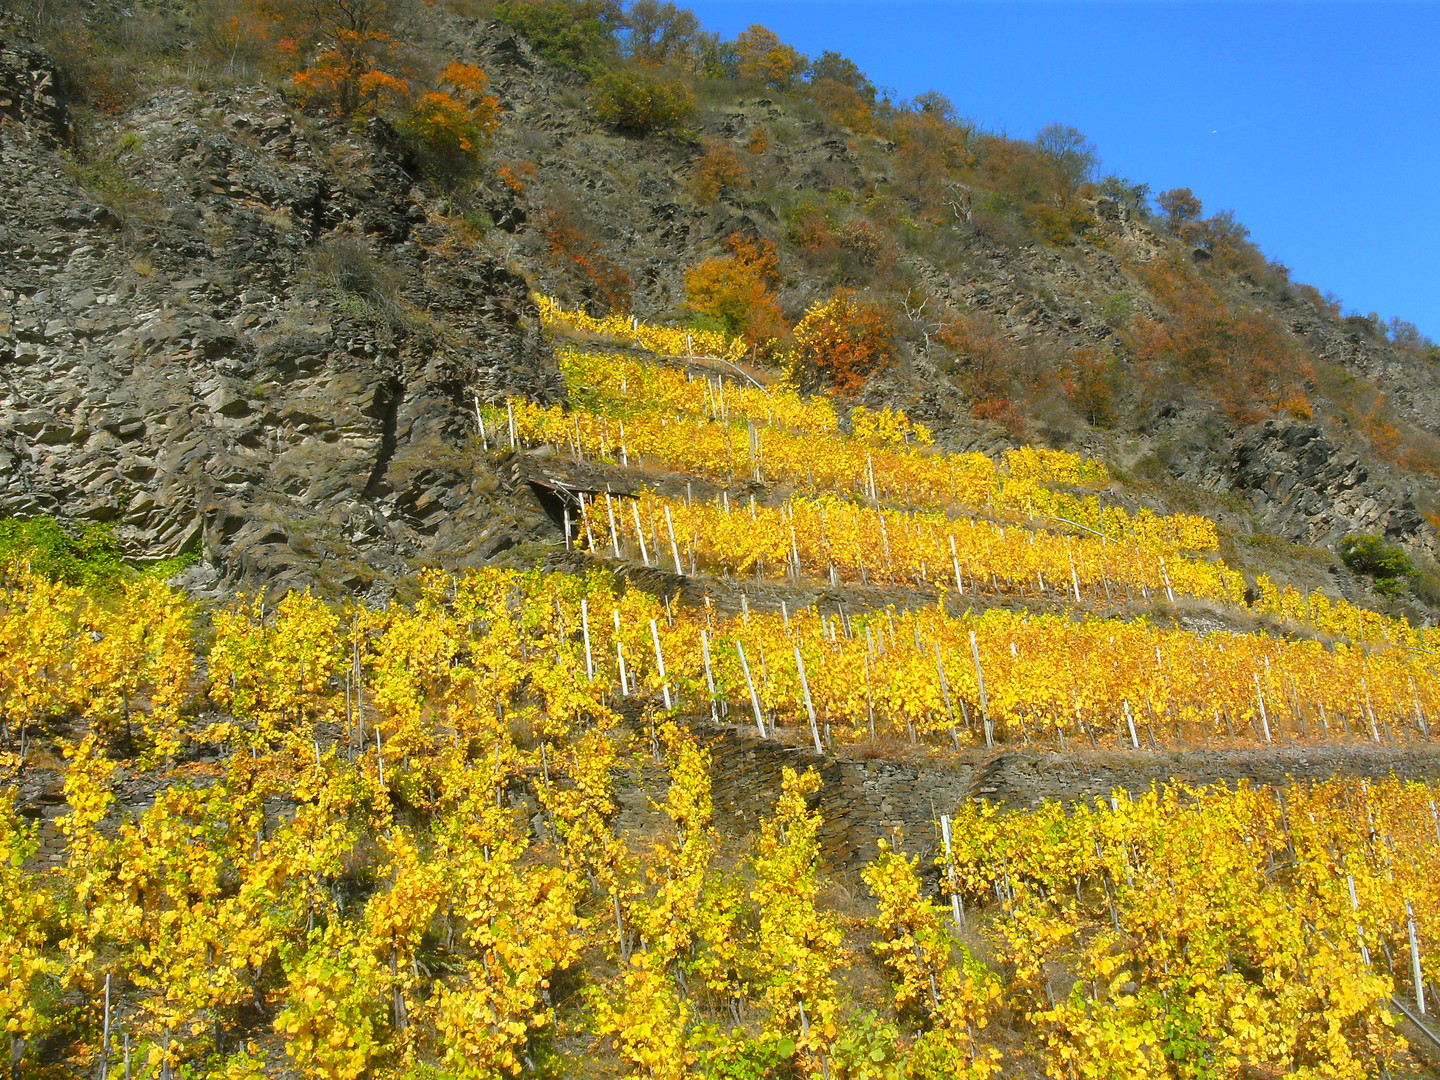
4,7 -> 1440,619
6,7 -> 1440,1074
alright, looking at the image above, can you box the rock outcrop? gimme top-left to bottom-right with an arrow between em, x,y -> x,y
0,40 -> 69,144
1,74 -> 563,595
1225,420 -> 1428,548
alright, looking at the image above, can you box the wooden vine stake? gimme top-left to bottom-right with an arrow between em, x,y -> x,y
1347,874 -> 1371,966
631,501 -> 650,566
1253,674 -> 1272,743
939,813 -> 964,927
664,505 -> 683,575
701,629 -> 718,721
581,598 -> 594,682
969,630 -> 994,748
1407,899 -> 1427,1015
613,891 -> 629,961
936,647 -> 960,749
736,640 -> 766,738
579,492 -> 596,550
614,610 -> 629,696
794,645 -> 823,755
650,618 -> 672,710
1123,700 -> 1140,750
101,972 -> 111,1080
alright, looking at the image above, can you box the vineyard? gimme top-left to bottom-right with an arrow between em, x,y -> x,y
4,307 -> 1440,1078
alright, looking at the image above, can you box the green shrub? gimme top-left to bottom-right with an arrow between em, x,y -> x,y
493,0 -> 622,77
0,516 -> 125,588
0,516 -> 194,590
696,1029 -> 796,1079
589,70 -> 694,135
1410,557 -> 1440,607
1338,533 -> 1414,597
1101,292 -> 1134,329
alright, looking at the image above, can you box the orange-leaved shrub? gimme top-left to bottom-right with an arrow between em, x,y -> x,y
399,63 -> 501,185
935,310 -> 1011,402
969,396 -> 1028,439
791,289 -> 895,393
497,160 -> 537,193
805,51 -> 877,132
690,138 -> 747,202
934,310 -> 1030,435
1124,257 -> 1311,423
685,233 -> 787,351
541,209 -> 632,314
1062,346 -> 1119,428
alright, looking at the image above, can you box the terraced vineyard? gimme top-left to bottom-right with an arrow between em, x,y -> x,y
4,309 -> 1440,1078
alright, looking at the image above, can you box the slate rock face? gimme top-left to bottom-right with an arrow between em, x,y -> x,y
1225,420 -> 1427,547
0,77 -> 563,596
0,40 -> 69,145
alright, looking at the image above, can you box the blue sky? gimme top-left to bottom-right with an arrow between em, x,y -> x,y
684,2 -> 1440,339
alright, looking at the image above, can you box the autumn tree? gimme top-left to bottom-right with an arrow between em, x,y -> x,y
807,76 -> 874,132
287,0 -> 410,115
809,50 -> 875,104
889,93 -> 976,215
196,0 -> 276,75
735,24 -> 806,90
1035,123 -> 1098,192
1388,317 -> 1440,363
935,310 -> 1009,400
912,90 -> 957,122
685,232 -> 786,350
1190,208 -> 1264,273
806,61 -> 877,131
791,289 -> 895,393
1157,187 -> 1203,231
690,138 -> 746,202
625,0 -> 705,67
1097,174 -> 1152,217
399,63 -> 502,185
1062,345 -> 1118,428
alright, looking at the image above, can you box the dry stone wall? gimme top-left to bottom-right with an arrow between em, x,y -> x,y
694,720 -> 1440,879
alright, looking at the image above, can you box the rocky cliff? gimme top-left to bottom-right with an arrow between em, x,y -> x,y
1,43 -> 567,596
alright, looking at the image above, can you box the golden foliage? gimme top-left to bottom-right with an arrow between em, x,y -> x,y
792,289 -> 896,393
685,232 -> 786,349
690,137 -> 748,202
